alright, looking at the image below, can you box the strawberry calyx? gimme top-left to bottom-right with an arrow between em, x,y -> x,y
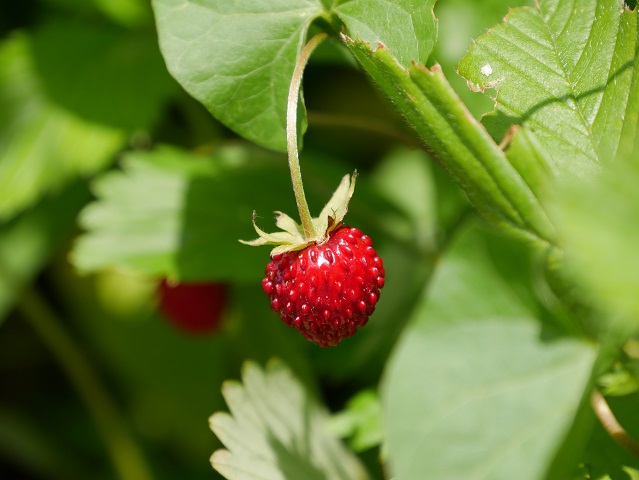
240,172 -> 357,257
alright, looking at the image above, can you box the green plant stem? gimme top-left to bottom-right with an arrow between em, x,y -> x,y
287,32 -> 328,240
591,389 -> 639,458
17,287 -> 153,480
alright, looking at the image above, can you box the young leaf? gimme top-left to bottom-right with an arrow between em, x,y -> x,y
381,226 -> 596,480
345,37 -> 557,246
458,0 -> 638,176
334,0 -> 437,67
209,360 -> 369,480
152,0 -> 326,151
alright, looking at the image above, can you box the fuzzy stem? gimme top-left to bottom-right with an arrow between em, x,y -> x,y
287,32 -> 328,240
591,389 -> 639,458
17,287 -> 154,480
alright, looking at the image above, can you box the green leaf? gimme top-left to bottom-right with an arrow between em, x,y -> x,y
152,0 -> 326,151
582,394 -> 639,478
345,37 -> 557,245
369,147 -> 438,250
209,360 -> 369,480
0,21 -> 174,220
432,0 -> 530,120
334,0 -> 437,67
381,225 -> 596,480
458,0 -> 638,176
329,389 -> 382,452
0,183 -> 89,325
549,152 -> 639,333
72,144 -> 297,282
152,0 -> 439,150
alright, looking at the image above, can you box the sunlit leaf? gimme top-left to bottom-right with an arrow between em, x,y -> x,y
458,0 -> 638,176
334,0 -> 437,67
382,226 -> 596,480
152,0 -> 325,151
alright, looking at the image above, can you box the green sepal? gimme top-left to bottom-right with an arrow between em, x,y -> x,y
274,211 -> 305,237
240,172 -> 357,257
313,171 -> 357,240
239,211 -> 308,252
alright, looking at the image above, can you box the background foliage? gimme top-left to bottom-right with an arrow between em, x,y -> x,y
1,0 -> 638,479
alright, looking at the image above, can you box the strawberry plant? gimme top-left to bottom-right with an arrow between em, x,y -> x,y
1,0 -> 638,479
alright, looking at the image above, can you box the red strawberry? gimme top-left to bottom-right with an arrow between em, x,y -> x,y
262,225 -> 384,347
241,173 -> 385,347
157,280 -> 228,335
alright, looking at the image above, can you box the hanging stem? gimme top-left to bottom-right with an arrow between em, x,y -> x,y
591,389 -> 639,458
287,32 -> 328,240
17,287 -> 154,480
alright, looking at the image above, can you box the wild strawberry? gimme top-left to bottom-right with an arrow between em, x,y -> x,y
262,225 -> 384,347
157,279 -> 228,335
241,173 -> 385,347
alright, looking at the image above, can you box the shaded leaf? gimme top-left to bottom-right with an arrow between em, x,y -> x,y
381,225 -> 596,480
0,21 -> 174,220
209,360 -> 369,479
72,144 -> 295,282
0,183 -> 89,325
369,147 -> 437,250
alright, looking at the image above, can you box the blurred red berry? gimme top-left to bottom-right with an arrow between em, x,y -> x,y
157,280 -> 228,335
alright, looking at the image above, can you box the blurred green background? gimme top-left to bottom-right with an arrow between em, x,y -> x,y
0,1 -> 529,478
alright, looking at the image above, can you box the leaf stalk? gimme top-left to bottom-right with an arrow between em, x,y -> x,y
287,32 -> 328,240
591,389 -> 639,459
